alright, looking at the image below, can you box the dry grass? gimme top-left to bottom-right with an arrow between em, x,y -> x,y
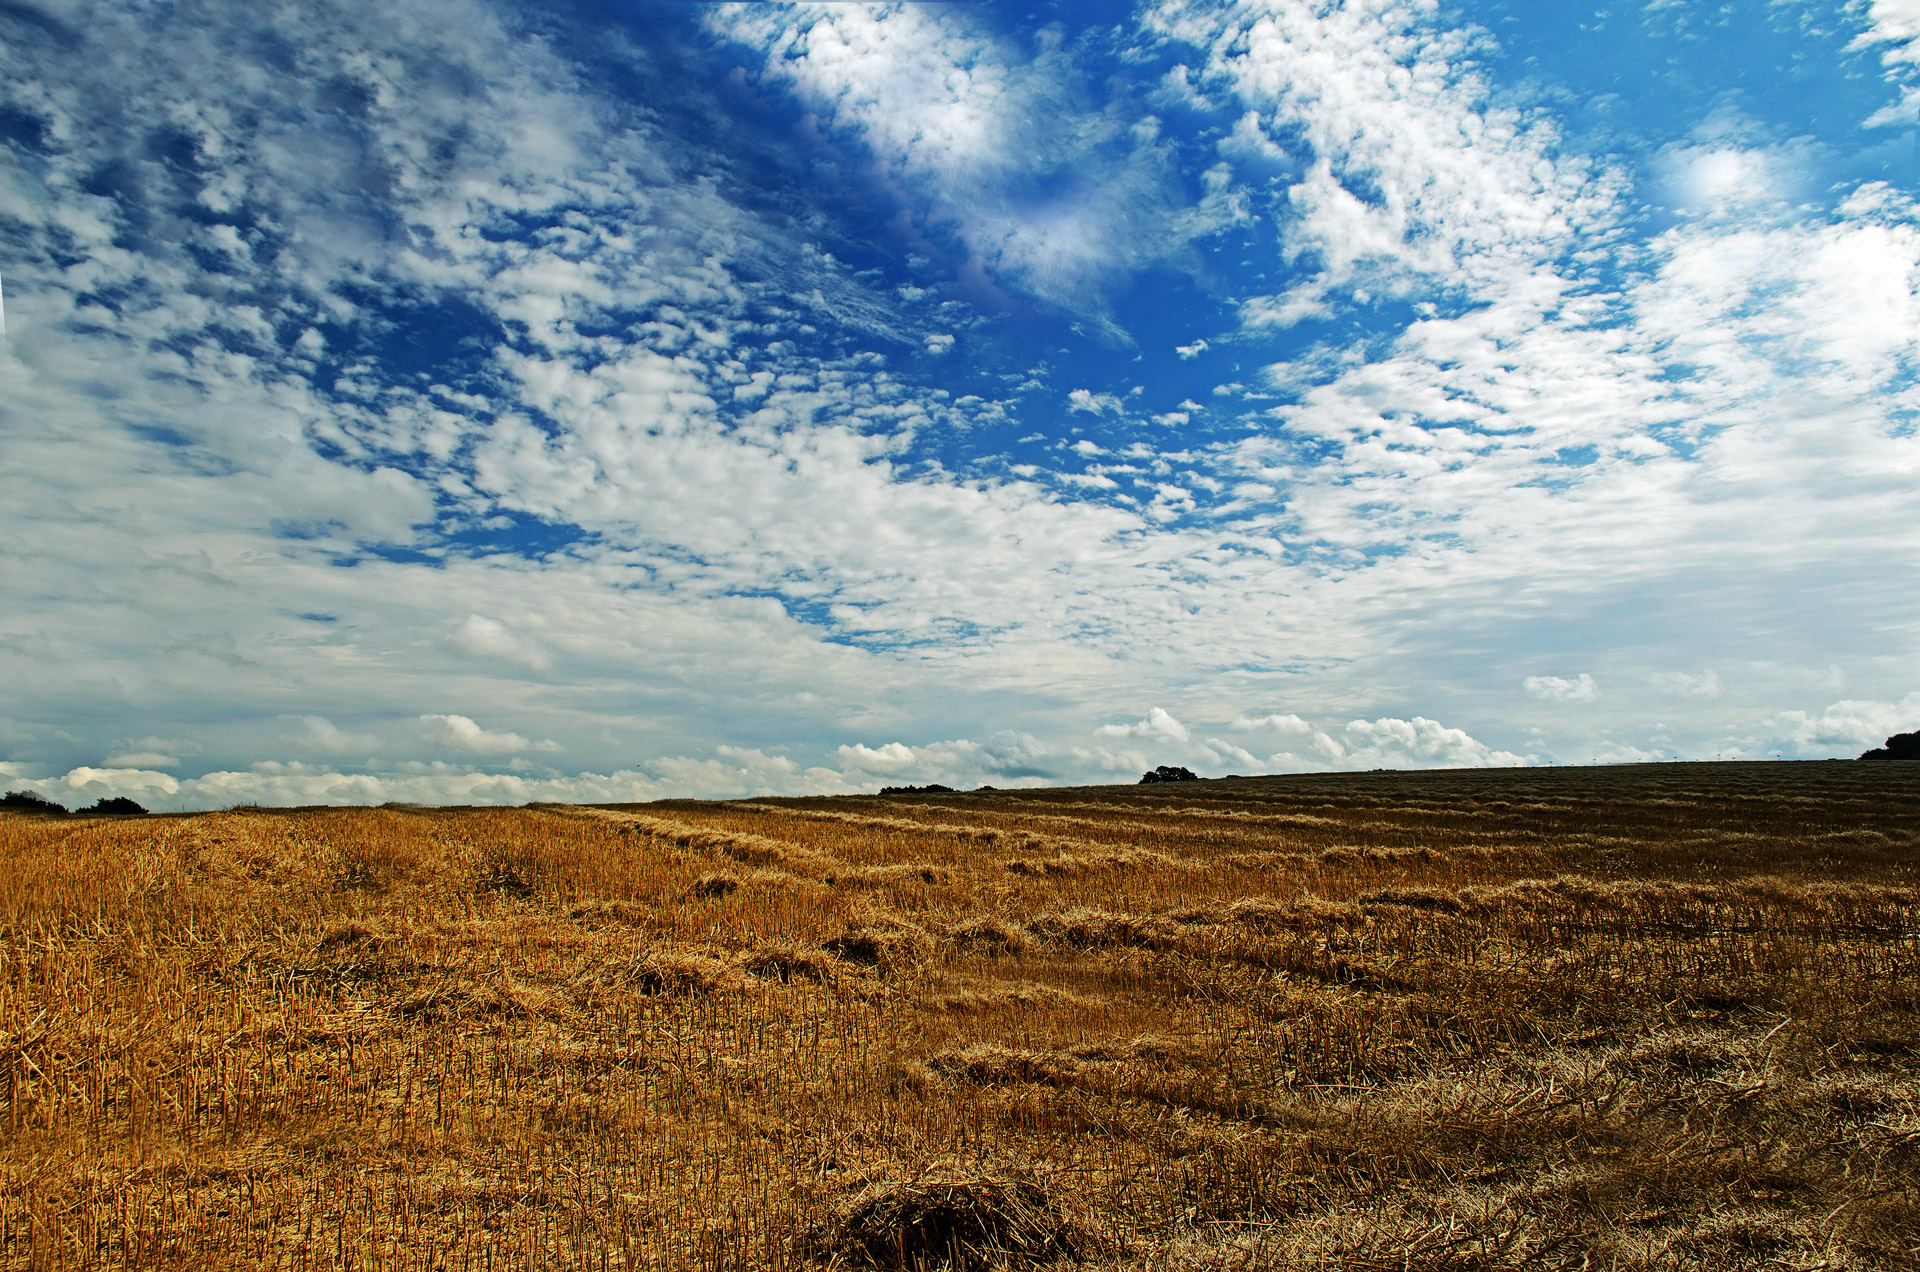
2,762 -> 1918,1269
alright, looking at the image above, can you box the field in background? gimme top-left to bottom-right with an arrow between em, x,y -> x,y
2,762 -> 1917,1270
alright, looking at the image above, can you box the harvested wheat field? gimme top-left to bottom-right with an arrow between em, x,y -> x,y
3,762 -> 1918,1271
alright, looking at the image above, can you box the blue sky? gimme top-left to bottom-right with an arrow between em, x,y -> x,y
3,0 -> 1918,809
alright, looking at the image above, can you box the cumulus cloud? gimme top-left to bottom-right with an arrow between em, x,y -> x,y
1337,717 -> 1529,769
100,737 -> 198,769
1764,692 -> 1920,752
1193,737 -> 1261,771
1096,708 -> 1192,743
1237,712 -> 1527,772
55,767 -> 183,798
1524,674 -> 1600,703
32,744 -> 847,812
0,744 -> 837,810
288,716 -> 382,754
836,742 -> 919,773
1067,389 -> 1126,415
650,746 -> 846,800
420,714 -> 561,756
828,731 -> 1062,788
1229,712 -> 1313,736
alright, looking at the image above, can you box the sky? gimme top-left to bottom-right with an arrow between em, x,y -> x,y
2,0 -> 1918,810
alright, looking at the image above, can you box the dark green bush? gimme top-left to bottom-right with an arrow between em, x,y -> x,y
2,789 -> 67,814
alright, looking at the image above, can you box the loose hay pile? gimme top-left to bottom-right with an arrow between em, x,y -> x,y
810,1162 -> 1093,1271
825,915 -> 934,973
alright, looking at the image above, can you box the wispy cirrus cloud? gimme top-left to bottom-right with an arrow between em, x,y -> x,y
703,2 -> 1232,334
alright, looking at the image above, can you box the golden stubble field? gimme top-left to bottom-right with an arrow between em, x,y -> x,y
2,762 -> 1917,1271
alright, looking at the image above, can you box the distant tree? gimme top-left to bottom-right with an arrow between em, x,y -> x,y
1859,731 -> 1920,761
878,784 -> 955,795
1139,765 -> 1198,784
1,789 -> 67,814
76,796 -> 149,816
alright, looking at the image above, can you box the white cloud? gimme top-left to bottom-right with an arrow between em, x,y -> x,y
704,3 -> 1218,327
1591,742 -> 1664,765
288,716 -> 382,754
1661,145 -> 1785,213
55,767 -> 182,798
649,746 -> 845,800
1067,388 -> 1125,415
1157,0 -> 1688,580
452,614 -> 553,672
1765,692 -> 1920,752
1175,339 -> 1208,359
1240,285 -> 1331,329
21,744 -> 834,811
1337,716 -> 1528,769
1524,674 -> 1599,703
1134,0 -> 1920,762
827,731 -> 1059,788
1653,670 -> 1722,699
99,736 -> 198,769
1157,0 -> 1614,296
1238,712 -> 1526,772
101,750 -> 181,769
1203,739 -> 1262,769
0,0 -> 1271,765
420,714 -> 559,756
835,741 -> 919,773
1096,707 -> 1192,743
1230,712 -> 1313,737
148,747 -> 821,810
1856,0 -> 1920,65
1217,108 -> 1295,173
